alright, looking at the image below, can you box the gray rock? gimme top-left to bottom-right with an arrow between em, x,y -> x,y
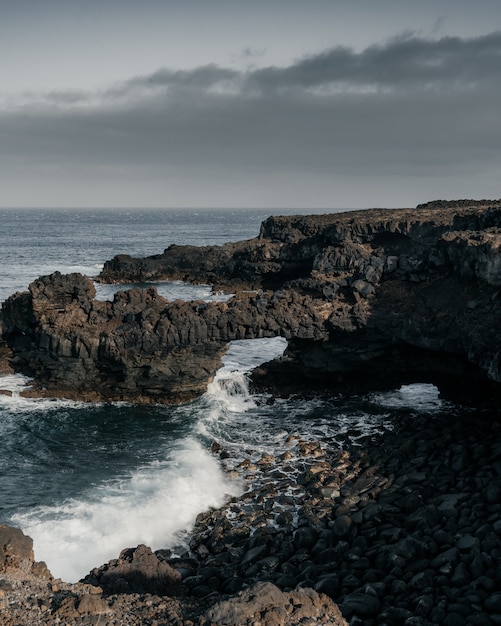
204,581 -> 348,625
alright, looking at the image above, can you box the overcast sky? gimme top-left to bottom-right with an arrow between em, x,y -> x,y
1,0 -> 500,209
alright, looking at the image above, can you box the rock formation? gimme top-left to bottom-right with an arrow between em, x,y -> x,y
0,523 -> 347,625
1,200 -> 501,402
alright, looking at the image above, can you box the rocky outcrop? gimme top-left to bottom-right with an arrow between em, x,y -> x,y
0,272 -> 328,402
1,201 -> 501,402
201,581 -> 347,625
84,544 -> 182,595
0,524 -> 51,581
0,523 -> 347,625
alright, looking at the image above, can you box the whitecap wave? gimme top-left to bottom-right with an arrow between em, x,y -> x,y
13,438 -> 240,582
370,383 -> 443,412
0,373 -> 91,413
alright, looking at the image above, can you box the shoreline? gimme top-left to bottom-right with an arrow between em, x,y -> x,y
2,389 -> 500,624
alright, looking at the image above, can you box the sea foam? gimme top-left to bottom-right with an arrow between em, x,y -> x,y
12,437 -> 240,582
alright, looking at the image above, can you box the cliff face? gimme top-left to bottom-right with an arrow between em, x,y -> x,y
1,201 -> 501,402
0,273 -> 328,402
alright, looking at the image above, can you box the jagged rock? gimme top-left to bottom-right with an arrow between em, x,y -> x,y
83,544 -> 181,595
0,274 -> 328,403
202,581 -> 348,625
0,524 -> 51,580
2,201 -> 501,403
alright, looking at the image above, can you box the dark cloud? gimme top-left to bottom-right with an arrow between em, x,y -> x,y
107,31 -> 501,97
248,31 -> 501,92
1,32 -> 501,206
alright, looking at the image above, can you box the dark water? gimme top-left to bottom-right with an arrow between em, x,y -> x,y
0,207 -> 456,581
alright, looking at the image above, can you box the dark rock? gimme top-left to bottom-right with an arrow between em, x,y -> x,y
3,203 -> 501,404
83,544 -> 181,594
314,575 -> 341,597
340,591 -> 381,618
431,547 -> 460,569
0,523 -> 51,580
293,527 -> 318,550
484,593 -> 501,613
451,562 -> 471,586
443,613 -> 467,626
330,515 -> 353,539
240,544 -> 268,569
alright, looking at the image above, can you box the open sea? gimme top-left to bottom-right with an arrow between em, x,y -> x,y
0,208 -> 450,582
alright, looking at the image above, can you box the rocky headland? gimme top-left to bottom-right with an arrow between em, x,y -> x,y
1,199 -> 501,403
1,200 -> 501,625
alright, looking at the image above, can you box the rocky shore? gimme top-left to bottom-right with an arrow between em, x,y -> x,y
2,200 -> 501,403
1,394 -> 500,625
1,200 -> 501,624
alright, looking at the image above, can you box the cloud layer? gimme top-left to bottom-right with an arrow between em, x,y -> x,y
2,32 -> 501,207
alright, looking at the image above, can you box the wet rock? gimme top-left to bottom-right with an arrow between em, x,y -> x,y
340,590 -> 381,618
240,544 -> 268,570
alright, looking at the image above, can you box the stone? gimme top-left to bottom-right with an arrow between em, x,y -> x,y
0,524 -> 34,575
77,593 -> 110,615
83,544 -> 181,594
240,544 -> 268,569
330,515 -> 353,539
484,593 -> 501,613
456,534 -> 479,551
202,581 -> 348,625
340,591 -> 381,618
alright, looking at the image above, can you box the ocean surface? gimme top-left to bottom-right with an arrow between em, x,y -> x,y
0,208 -> 449,582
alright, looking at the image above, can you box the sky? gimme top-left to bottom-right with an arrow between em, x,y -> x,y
1,0 -> 501,209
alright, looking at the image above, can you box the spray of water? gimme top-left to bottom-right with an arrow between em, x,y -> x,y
12,438 -> 240,582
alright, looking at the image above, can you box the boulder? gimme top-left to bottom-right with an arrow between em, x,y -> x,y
82,544 -> 181,595
202,581 -> 348,625
0,524 -> 51,580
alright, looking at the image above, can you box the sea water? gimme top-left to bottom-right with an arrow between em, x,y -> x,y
0,208 -> 447,582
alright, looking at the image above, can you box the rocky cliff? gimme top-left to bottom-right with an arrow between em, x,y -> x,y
1,200 -> 501,402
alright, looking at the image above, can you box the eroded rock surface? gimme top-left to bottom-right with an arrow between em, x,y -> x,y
201,581 -> 348,625
1,200 -> 501,402
0,524 -> 347,625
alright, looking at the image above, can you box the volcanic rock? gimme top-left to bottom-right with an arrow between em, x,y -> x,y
2,200 -> 501,403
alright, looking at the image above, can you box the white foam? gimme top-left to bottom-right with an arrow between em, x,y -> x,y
13,438 -> 240,582
6,336 -> 287,582
199,336 -> 287,430
94,280 -> 233,303
0,373 -> 91,413
371,383 -> 443,411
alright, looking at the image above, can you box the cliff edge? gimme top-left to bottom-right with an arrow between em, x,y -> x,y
1,200 -> 501,402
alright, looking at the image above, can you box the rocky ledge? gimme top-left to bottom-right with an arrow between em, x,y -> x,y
1,200 -> 501,402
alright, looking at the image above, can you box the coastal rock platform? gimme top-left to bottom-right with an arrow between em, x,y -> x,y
1,200 -> 501,403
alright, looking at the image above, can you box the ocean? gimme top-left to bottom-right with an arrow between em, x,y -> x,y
0,208 -> 447,582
